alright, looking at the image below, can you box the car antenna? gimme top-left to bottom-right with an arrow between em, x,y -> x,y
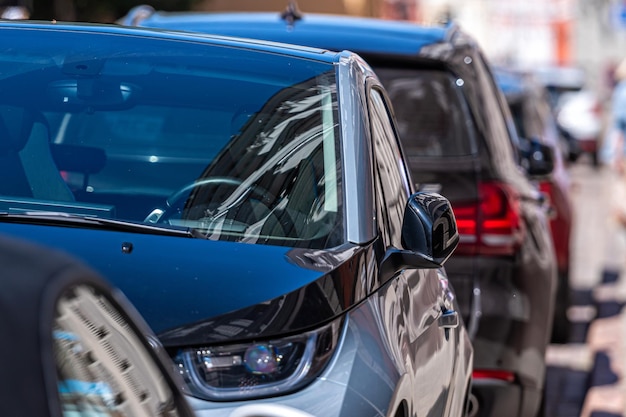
280,1 -> 302,27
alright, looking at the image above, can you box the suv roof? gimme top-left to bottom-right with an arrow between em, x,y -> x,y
121,7 -> 462,56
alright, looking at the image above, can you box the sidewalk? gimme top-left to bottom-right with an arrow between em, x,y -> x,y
550,162 -> 626,417
580,161 -> 626,417
581,279 -> 626,417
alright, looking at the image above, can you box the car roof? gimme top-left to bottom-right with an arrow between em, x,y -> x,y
128,10 -> 456,56
494,68 -> 526,98
494,68 -> 548,103
0,19 -> 346,65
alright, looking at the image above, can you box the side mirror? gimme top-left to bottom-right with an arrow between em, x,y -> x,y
0,235 -> 196,417
518,136 -> 555,178
382,192 -> 459,274
402,192 -> 459,265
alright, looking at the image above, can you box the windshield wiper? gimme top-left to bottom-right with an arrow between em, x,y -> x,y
0,211 -> 204,238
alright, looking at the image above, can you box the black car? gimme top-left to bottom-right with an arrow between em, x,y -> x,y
0,20 -> 472,417
123,8 -> 559,417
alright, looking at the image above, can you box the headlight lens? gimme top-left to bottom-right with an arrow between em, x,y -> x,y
174,319 -> 342,401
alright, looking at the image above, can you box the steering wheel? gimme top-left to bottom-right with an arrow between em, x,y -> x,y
156,176 -> 274,224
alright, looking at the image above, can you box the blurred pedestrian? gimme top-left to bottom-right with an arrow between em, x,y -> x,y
601,59 -> 626,169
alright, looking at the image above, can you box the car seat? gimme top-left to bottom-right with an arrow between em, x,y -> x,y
0,105 -> 74,201
0,106 -> 32,197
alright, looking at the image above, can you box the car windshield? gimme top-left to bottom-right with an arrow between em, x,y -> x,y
0,27 -> 343,249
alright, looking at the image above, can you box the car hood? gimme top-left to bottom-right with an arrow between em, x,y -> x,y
0,223 -> 365,345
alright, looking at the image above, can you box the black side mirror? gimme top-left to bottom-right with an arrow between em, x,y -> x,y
519,136 -> 555,178
402,192 -> 459,265
383,192 -> 459,274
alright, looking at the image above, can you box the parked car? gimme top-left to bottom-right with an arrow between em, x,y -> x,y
0,234 -> 196,417
534,66 -> 603,165
0,233 -> 317,417
495,68 -> 574,344
122,7 -> 560,417
0,20 -> 472,417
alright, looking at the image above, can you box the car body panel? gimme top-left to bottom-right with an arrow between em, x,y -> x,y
0,222 -> 343,336
184,289 -> 468,417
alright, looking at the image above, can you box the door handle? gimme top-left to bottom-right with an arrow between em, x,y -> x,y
438,310 -> 459,329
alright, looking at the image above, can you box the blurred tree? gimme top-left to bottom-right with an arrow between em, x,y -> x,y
30,0 -> 199,22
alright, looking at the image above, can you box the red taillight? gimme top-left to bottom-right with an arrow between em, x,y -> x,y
452,181 -> 525,256
472,369 -> 516,383
453,204 -> 478,238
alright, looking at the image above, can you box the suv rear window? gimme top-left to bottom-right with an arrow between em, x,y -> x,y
374,68 -> 474,157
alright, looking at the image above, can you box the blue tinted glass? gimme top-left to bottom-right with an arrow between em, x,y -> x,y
0,28 -> 343,249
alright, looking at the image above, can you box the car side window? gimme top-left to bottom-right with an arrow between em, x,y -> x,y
369,87 -> 411,248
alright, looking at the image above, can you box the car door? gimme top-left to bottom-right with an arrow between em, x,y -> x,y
368,85 -> 456,415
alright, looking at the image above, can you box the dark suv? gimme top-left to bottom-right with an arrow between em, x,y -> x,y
124,8 -> 559,417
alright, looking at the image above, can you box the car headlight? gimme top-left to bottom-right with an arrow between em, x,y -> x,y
173,318 -> 342,401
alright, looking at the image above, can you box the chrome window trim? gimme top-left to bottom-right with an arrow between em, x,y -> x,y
338,53 -> 376,245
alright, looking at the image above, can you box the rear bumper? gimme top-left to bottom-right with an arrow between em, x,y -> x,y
445,252 -> 555,400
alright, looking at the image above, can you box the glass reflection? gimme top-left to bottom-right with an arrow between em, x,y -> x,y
171,73 -> 343,248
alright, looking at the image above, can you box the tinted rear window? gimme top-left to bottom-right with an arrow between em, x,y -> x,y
374,68 -> 475,157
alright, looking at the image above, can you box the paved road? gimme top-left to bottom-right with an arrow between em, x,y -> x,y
544,160 -> 626,417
